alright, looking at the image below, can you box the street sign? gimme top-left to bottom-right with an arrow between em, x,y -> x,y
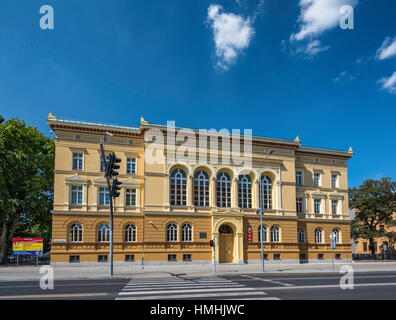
12,238 -> 43,255
330,232 -> 336,240
330,239 -> 336,249
247,228 -> 252,242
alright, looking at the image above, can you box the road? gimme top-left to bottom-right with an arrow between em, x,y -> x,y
0,271 -> 396,300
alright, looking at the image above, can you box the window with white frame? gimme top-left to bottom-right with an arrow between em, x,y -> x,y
166,223 -> 178,242
332,228 -> 340,244
315,228 -> 323,244
100,155 -> 110,172
313,172 -> 320,187
124,224 -> 136,242
259,175 -> 272,210
181,224 -> 192,242
72,153 -> 83,170
296,198 -> 303,213
216,172 -> 231,208
99,187 -> 110,205
98,224 -> 110,242
331,174 -> 338,189
170,168 -> 187,206
331,200 -> 338,215
194,170 -> 209,207
258,225 -> 267,242
126,189 -> 136,206
238,174 -> 252,208
127,158 -> 136,174
314,199 -> 321,214
298,228 -> 305,243
271,226 -> 280,242
69,223 -> 82,242
71,186 -> 83,205
296,171 -> 303,186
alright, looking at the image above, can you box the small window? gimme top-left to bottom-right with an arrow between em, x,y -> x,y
168,254 -> 177,262
263,254 -> 268,260
98,255 -> 108,262
183,254 -> 192,262
296,172 -> 303,186
318,254 -> 324,260
72,153 -> 83,170
335,254 -> 341,260
71,186 -> 83,205
331,200 -> 338,215
314,199 -> 321,214
100,155 -> 110,172
313,172 -> 320,187
127,158 -> 136,174
99,187 -> 110,205
125,255 -> 135,262
331,175 -> 337,189
363,242 -> 367,252
296,198 -> 303,213
274,254 -> 281,260
126,189 -> 136,206
69,255 -> 80,263
299,253 -> 306,260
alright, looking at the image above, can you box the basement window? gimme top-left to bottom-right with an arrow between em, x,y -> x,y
98,255 -> 108,262
125,255 -> 135,262
168,254 -> 177,262
69,255 -> 80,263
183,254 -> 192,262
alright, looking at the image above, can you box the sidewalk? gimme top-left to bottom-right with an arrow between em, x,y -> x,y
0,261 -> 396,281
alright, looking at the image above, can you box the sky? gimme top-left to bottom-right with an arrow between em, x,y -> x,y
0,0 -> 395,188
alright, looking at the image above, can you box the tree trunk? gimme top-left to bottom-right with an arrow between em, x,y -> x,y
0,221 -> 8,264
369,238 -> 376,257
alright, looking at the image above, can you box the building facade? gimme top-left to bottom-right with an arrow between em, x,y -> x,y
48,113 -> 354,265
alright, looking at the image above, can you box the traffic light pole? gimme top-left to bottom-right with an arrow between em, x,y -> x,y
260,209 -> 264,273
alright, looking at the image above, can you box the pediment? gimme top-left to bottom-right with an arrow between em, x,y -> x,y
65,174 -> 88,184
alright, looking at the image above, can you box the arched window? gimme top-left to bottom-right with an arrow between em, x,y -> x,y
259,175 -> 272,210
258,225 -> 267,242
98,224 -> 110,242
271,226 -> 280,242
217,172 -> 231,208
219,224 -> 233,234
181,224 -> 192,242
238,174 -> 252,208
124,224 -> 136,242
69,223 -> 82,242
298,228 -> 305,243
170,168 -> 187,206
332,228 -> 340,244
315,228 -> 323,244
194,170 -> 209,207
166,223 -> 178,242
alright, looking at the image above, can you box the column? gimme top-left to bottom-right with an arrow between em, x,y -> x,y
188,175 -> 194,211
276,180 -> 282,215
233,178 -> 238,208
164,173 -> 170,211
212,177 -> 217,208
65,182 -> 70,211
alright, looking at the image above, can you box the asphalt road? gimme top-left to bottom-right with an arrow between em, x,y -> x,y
0,271 -> 396,300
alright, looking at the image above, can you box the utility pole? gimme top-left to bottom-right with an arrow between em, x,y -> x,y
257,209 -> 265,272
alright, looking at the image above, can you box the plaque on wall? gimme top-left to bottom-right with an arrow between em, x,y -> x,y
199,232 -> 207,239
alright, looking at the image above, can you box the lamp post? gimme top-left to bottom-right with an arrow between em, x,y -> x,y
257,208 -> 264,272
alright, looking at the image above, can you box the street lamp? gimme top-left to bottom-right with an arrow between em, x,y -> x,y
256,208 -> 264,272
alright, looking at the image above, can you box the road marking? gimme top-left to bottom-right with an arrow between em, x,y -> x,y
242,275 -> 293,286
118,287 -> 259,296
223,297 -> 281,300
0,282 -> 126,289
253,282 -> 396,290
0,293 -> 108,299
122,284 -> 246,291
238,274 -> 396,281
116,291 -> 269,300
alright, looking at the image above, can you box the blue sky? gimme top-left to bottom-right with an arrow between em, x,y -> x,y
0,0 -> 395,188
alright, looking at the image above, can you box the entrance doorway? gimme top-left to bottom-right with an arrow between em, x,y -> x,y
219,224 -> 234,263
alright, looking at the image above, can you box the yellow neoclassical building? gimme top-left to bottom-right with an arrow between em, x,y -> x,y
48,113 -> 354,265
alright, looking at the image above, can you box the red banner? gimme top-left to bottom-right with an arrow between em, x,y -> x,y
247,228 -> 252,242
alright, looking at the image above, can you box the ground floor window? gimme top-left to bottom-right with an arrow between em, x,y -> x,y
299,253 -> 306,260
335,254 -> 341,260
318,254 -> 324,260
168,254 -> 177,262
69,255 -> 80,263
273,253 -> 281,260
363,242 -> 367,251
98,255 -> 108,262
125,255 -> 135,262
183,254 -> 192,261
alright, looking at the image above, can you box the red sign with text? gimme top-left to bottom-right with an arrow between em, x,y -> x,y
247,229 -> 252,242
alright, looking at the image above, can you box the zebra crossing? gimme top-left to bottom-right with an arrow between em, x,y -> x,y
115,276 -> 281,300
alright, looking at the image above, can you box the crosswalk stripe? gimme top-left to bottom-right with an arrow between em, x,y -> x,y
122,284 -> 246,291
119,287 -> 261,296
123,282 -> 240,288
116,291 -> 269,300
222,297 -> 281,300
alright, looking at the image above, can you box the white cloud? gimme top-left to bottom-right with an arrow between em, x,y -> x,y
333,70 -> 355,83
378,72 -> 396,94
305,40 -> 330,56
207,4 -> 255,70
376,37 -> 396,61
291,0 -> 358,41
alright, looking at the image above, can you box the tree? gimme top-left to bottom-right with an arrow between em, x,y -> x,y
0,117 -> 54,263
350,178 -> 396,256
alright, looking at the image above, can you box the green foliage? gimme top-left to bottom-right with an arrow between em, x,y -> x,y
0,116 -> 54,260
349,178 -> 396,254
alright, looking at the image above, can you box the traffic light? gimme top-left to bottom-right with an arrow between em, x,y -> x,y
210,240 -> 214,247
105,152 -> 121,178
110,178 -> 122,198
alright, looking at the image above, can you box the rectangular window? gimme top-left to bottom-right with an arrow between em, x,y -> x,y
299,254 -> 306,260
168,254 -> 177,262
127,158 -> 136,174
313,173 -> 320,187
331,200 -> 338,215
72,153 -> 83,170
335,254 -> 341,260
183,254 -> 192,262
99,187 -> 110,205
125,255 -> 135,262
126,189 -> 136,206
69,255 -> 80,263
296,172 -> 303,186
331,175 -> 337,189
71,186 -> 83,205
98,255 -> 108,262
273,254 -> 281,260
363,242 -> 367,252
296,198 -> 303,213
100,155 -> 110,172
263,254 -> 268,260
318,254 -> 324,260
314,199 -> 321,214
